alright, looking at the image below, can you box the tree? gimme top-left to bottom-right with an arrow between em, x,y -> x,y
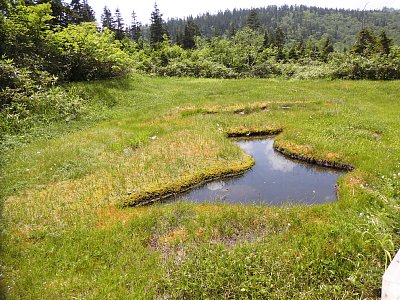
150,3 -> 167,47
0,0 -> 9,15
377,31 -> 392,55
68,0 -> 95,24
306,38 -> 319,60
352,28 -> 377,57
233,27 -> 264,70
101,6 -> 114,31
1,4 -> 53,57
129,10 -> 142,42
114,8 -> 125,40
182,18 -> 201,50
246,9 -> 261,31
273,27 -> 285,49
228,21 -> 238,37
36,0 -> 68,26
320,36 -> 334,61
80,0 -> 95,22
69,0 -> 82,23
263,31 -> 272,48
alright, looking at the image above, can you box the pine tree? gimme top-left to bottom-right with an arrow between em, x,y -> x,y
273,27 -> 285,49
36,0 -> 68,26
80,0 -> 95,22
129,10 -> 142,42
263,31 -> 272,48
182,18 -> 201,49
246,9 -> 261,31
352,28 -> 377,57
114,8 -> 125,40
150,3 -> 166,47
288,43 -> 298,60
377,30 -> 392,55
101,6 -> 114,31
228,21 -> 238,37
320,36 -> 334,61
69,0 -> 82,24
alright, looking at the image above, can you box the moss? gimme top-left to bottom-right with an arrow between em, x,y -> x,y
118,154 -> 255,207
274,140 -> 354,171
226,127 -> 283,137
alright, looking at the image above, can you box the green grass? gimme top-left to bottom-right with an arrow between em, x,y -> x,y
1,75 -> 400,299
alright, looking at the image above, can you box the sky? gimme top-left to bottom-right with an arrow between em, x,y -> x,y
89,0 -> 400,26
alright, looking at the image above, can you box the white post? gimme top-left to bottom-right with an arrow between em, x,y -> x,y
382,249 -> 400,299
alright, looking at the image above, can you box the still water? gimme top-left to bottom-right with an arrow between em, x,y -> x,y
171,138 -> 346,205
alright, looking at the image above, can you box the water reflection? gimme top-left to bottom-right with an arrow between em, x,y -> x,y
170,138 -> 346,206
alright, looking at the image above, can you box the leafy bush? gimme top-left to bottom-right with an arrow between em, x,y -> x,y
48,23 -> 133,81
0,60 -> 88,137
0,59 -> 56,107
0,86 -> 88,138
331,51 -> 400,80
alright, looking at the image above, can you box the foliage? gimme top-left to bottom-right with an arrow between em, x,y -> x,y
47,22 -> 132,81
0,3 -> 53,68
0,59 -> 89,137
181,18 -> 201,50
246,9 -> 261,31
150,3 -> 167,48
166,5 -> 400,49
0,59 -> 55,108
100,5 -> 114,31
127,26 -> 399,80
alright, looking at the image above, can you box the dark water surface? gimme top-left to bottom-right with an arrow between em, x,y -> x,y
171,138 -> 346,205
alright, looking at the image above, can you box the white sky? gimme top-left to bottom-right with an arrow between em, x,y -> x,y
89,0 -> 400,25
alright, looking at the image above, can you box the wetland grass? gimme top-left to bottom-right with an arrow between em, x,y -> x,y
0,76 -> 399,298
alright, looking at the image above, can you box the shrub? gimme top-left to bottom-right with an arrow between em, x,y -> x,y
47,23 -> 133,81
0,59 -> 55,108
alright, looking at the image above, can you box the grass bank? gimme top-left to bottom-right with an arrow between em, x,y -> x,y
0,75 -> 399,299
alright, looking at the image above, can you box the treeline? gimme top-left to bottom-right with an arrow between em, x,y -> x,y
165,6 -> 400,51
0,1 -> 399,139
129,25 -> 400,80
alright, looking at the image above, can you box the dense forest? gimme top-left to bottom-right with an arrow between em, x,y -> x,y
165,6 -> 400,51
1,0 -> 400,141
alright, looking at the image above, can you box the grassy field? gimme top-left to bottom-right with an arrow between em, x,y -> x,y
0,75 -> 399,299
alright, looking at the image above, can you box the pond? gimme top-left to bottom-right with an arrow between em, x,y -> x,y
169,138 -> 346,205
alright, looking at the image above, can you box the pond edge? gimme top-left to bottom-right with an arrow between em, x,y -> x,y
118,131 -> 354,207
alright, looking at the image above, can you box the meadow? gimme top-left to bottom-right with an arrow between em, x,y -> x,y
1,76 -> 399,299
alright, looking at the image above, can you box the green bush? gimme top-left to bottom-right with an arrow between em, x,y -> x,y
47,23 -> 133,81
331,51 -> 400,80
0,84 -> 88,137
0,59 -> 55,108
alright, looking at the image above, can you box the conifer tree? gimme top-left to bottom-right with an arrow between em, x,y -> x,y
129,10 -> 142,42
263,31 -> 272,48
69,0 -> 82,23
101,6 -> 114,31
114,8 -> 125,40
182,18 -> 201,49
288,43 -> 298,60
320,36 -> 334,61
352,28 -> 377,57
228,22 -> 238,37
246,9 -> 261,31
36,0 -> 68,26
377,30 -> 392,55
150,3 -> 166,47
68,0 -> 95,24
80,0 -> 95,22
